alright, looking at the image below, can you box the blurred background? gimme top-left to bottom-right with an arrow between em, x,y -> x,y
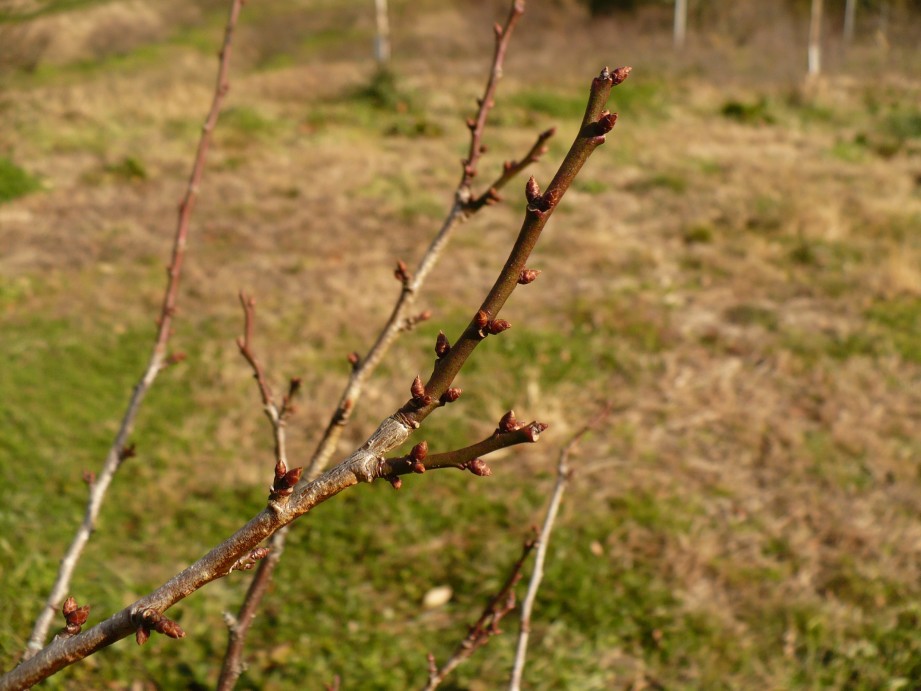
1,0 -> 920,688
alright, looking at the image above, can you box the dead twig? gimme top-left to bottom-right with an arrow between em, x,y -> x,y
424,537 -> 537,691
508,404 -> 613,691
21,0 -> 246,662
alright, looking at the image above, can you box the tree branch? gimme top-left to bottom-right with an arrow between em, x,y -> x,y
20,0 -> 245,662
423,537 -> 536,691
508,404 -> 612,690
217,2 -> 547,685
1,65 -> 628,691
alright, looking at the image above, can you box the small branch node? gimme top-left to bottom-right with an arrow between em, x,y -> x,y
118,443 -> 137,463
466,458 -> 492,477
410,375 -> 433,407
60,597 -> 90,638
440,387 -> 462,405
394,259 -> 411,285
518,268 -> 541,284
435,331 -> 452,359
497,410 -> 520,434
524,421 -> 550,442
347,351 -> 361,368
485,318 -> 511,336
135,608 -> 185,646
230,547 -> 271,573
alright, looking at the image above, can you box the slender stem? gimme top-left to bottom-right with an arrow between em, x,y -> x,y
20,0 -> 245,662
424,539 -> 536,691
508,405 -> 611,690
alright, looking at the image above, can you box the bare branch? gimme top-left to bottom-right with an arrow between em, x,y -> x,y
218,2 -> 548,684
508,404 -> 612,691
234,292 -> 302,503
424,537 -> 537,691
398,66 -> 630,424
21,0 -> 246,662
2,65 -> 627,691
459,0 -> 526,194
378,416 -> 549,485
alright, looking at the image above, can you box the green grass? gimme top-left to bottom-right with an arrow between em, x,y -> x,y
0,156 -> 41,203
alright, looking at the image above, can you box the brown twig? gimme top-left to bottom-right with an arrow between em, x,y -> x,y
398,66 -> 630,425
423,537 -> 537,691
508,404 -> 612,691
217,2 -> 545,686
2,65 -> 627,690
377,414 -> 549,487
20,0 -> 246,662
235,292 -> 302,503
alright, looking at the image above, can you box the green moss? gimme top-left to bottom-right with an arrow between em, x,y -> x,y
720,98 -> 775,125
0,156 -> 41,203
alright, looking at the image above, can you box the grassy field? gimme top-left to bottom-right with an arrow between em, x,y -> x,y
2,1 -> 921,688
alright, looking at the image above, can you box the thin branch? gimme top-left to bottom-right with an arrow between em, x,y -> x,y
2,66 -> 627,691
20,0 -> 245,662
377,414 -> 549,487
508,404 -> 612,691
398,66 -> 630,425
424,537 -> 537,691
217,3 -> 546,685
305,0 -> 541,480
459,0 -> 526,195
234,292 -> 302,502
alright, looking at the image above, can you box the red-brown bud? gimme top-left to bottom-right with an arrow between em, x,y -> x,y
412,460 -> 426,474
589,111 -> 618,137
71,605 -> 90,627
288,377 -> 302,396
281,467 -> 303,489
410,375 -> 426,399
388,476 -> 403,490
159,619 -> 185,639
467,459 -> 492,477
435,331 -> 451,358
82,470 -> 96,485
518,269 -> 541,285
136,626 -> 150,646
525,176 -> 541,204
62,597 -> 77,617
486,319 -> 511,335
166,351 -> 187,365
119,444 -> 136,462
611,65 -> 632,85
466,118 -> 476,130
474,310 -> 490,330
440,387 -> 462,404
410,441 -> 428,463
498,410 -> 519,433
394,260 -> 410,283
347,352 -> 360,366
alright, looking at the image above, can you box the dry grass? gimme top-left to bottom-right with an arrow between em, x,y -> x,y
2,1 -> 921,688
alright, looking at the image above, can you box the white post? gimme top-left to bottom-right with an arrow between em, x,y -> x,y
674,0 -> 687,50
808,0 -> 823,77
374,0 -> 391,66
843,0 -> 857,43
